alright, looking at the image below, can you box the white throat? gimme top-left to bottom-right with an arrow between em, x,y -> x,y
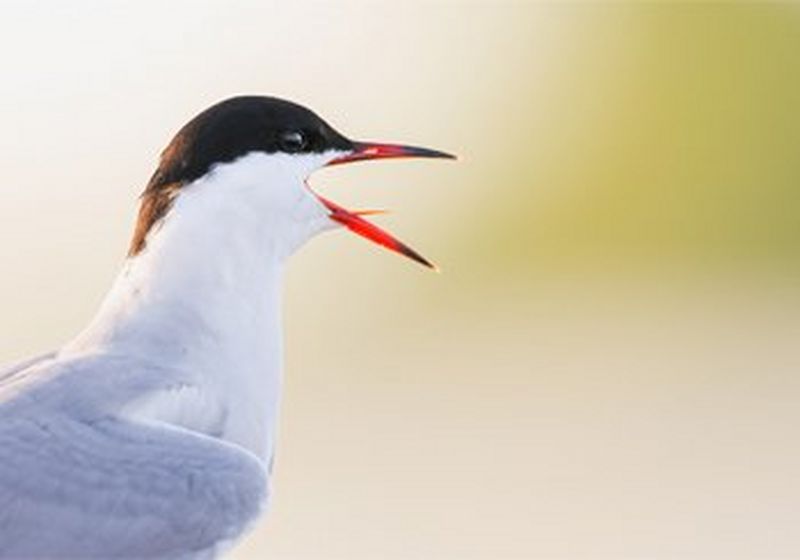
64,152 -> 337,459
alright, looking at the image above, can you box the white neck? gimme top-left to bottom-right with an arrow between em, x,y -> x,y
64,153 -> 334,460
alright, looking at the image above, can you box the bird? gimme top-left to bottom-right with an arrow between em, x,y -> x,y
0,95 -> 453,559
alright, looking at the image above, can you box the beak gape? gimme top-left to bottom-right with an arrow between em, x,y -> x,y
318,141 -> 455,269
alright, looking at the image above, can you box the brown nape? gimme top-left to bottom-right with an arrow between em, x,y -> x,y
127,183 -> 182,257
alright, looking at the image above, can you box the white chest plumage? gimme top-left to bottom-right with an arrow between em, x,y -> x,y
63,152 -> 334,460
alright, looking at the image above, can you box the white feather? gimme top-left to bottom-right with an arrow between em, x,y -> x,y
0,150 -> 343,558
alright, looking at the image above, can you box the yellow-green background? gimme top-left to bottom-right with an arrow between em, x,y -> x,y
1,2 -> 798,559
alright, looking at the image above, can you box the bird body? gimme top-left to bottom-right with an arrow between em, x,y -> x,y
0,96 -> 452,558
0,153 -> 326,558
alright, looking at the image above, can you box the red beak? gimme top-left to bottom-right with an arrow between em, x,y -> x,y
319,141 -> 454,269
327,141 -> 455,167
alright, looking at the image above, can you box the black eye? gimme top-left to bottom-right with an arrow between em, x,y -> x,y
279,130 -> 307,153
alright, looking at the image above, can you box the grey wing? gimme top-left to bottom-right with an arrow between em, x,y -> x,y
0,351 -> 56,384
0,413 -> 268,559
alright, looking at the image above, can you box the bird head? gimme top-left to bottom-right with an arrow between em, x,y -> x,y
129,96 -> 454,268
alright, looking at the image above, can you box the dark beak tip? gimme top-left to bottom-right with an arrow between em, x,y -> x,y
417,146 -> 457,161
404,146 -> 457,161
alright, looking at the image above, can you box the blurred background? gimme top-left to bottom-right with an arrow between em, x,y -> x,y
1,2 -> 799,558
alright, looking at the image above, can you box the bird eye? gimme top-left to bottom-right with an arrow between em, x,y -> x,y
279,130 -> 307,153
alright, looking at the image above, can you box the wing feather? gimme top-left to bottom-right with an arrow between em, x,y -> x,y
0,359 -> 268,559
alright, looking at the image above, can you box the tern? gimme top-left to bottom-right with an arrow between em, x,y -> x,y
0,96 -> 453,559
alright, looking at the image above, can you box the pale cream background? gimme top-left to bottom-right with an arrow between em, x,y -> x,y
0,2 -> 799,559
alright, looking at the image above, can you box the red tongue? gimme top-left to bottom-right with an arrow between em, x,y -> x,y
318,196 -> 436,270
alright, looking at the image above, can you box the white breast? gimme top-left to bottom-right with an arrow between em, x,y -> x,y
62,151 -> 336,460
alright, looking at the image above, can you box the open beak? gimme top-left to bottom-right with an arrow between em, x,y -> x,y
320,141 -> 455,270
